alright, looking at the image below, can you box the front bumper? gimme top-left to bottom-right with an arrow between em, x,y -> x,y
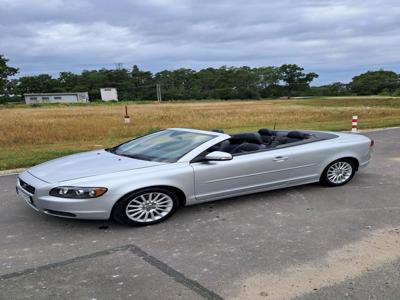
16,171 -> 114,220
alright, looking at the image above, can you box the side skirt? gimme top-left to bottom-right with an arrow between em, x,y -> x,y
187,175 -> 320,206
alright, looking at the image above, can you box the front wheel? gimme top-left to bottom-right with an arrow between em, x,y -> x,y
112,188 -> 179,226
320,159 -> 356,186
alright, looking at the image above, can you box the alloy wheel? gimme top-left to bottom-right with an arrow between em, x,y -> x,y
326,161 -> 353,184
125,192 -> 174,223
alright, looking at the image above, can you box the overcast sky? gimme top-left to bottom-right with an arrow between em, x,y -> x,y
1,0 -> 399,84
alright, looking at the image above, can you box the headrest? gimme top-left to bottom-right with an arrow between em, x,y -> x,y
258,128 -> 275,136
230,133 -> 263,144
287,131 -> 309,139
212,129 -> 224,133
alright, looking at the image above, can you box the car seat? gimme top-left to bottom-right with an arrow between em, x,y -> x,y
258,128 -> 276,144
231,142 -> 264,154
287,131 -> 309,139
229,133 -> 265,154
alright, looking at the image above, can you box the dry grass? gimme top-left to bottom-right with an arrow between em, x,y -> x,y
1,97 -> 400,170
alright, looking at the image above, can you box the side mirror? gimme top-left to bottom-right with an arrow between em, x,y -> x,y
205,151 -> 232,161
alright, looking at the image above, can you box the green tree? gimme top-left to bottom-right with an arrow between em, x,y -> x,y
17,74 -> 59,95
255,66 -> 280,97
78,69 -> 108,100
130,65 -> 155,100
350,70 -> 399,95
232,66 -> 260,99
310,82 -> 350,97
6,63 -> 326,102
0,54 -> 19,96
58,72 -> 80,91
278,64 -> 319,98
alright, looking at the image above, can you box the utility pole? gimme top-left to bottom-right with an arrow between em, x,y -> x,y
156,84 -> 162,102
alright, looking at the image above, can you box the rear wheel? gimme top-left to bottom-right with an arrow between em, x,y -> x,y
112,188 -> 179,226
320,159 -> 355,186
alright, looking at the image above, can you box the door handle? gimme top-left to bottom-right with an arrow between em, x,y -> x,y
273,156 -> 288,162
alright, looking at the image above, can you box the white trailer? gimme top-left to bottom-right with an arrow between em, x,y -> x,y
24,92 -> 89,104
100,88 -> 118,101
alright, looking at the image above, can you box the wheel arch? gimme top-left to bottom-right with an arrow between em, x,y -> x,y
342,156 -> 360,171
320,156 -> 360,178
329,156 -> 359,171
111,185 -> 187,217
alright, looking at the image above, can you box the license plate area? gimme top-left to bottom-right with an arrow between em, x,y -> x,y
16,187 -> 35,206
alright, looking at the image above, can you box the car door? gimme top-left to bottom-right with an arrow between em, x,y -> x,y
190,143 -> 322,202
262,142 -> 324,184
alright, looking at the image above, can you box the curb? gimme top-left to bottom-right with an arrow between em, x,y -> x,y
0,168 -> 26,176
356,126 -> 400,133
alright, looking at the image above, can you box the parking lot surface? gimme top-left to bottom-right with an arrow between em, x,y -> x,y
1,128 -> 399,300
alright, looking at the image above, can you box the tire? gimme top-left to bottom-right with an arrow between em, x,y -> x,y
320,158 -> 356,187
112,188 -> 179,226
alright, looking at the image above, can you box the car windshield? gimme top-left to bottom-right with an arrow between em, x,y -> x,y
109,130 -> 214,162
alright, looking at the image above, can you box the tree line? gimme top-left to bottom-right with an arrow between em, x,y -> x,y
1,54 -> 400,103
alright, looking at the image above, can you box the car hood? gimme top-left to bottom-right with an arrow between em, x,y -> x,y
28,150 -> 164,183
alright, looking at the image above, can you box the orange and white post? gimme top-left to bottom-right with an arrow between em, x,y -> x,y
351,115 -> 358,133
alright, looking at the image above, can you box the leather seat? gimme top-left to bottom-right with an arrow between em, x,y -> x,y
212,129 -> 224,133
258,128 -> 275,144
230,133 -> 264,145
271,131 -> 310,146
228,133 -> 265,154
287,131 -> 309,139
258,128 -> 275,136
208,140 -> 231,152
231,142 -> 264,154
218,140 -> 231,152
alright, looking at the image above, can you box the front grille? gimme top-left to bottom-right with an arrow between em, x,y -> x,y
19,179 -> 35,194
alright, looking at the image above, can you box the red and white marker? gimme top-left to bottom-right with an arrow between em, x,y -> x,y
351,115 -> 358,133
124,105 -> 131,124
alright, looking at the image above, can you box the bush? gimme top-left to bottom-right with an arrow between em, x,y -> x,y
392,89 -> 400,97
0,96 -> 23,104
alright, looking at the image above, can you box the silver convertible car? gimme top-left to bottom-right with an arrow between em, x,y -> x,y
16,128 -> 373,226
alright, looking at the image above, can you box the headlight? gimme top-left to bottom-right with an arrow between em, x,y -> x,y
49,186 -> 108,199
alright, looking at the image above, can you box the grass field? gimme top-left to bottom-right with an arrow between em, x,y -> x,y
1,96 -> 399,170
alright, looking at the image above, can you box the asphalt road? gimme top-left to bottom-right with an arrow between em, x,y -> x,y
0,128 -> 399,300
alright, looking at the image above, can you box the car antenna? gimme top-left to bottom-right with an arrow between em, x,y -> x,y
273,120 -> 277,130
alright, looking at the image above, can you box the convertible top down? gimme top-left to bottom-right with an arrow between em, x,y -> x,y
17,128 -> 373,226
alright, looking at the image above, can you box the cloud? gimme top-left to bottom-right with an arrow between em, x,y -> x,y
1,0 -> 400,83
